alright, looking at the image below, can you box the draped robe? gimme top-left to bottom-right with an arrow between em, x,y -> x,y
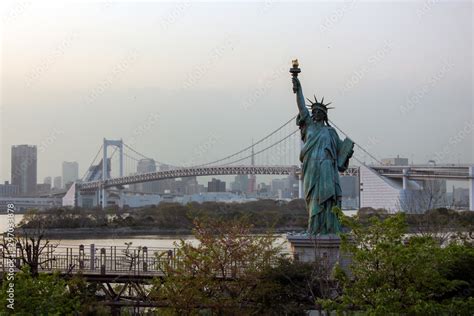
297,105 -> 353,235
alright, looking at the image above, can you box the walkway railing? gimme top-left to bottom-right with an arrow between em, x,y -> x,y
1,244 -> 289,278
0,244 -> 178,277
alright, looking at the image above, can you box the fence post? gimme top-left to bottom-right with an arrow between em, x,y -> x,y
79,245 -> 84,270
100,248 -> 106,275
143,247 -> 148,272
133,249 -> 137,274
90,244 -> 95,270
15,242 -> 21,268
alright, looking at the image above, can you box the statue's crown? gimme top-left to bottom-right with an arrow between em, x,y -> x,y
306,95 -> 334,113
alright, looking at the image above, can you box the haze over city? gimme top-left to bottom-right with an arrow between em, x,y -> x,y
1,1 -> 474,314
1,0 -> 472,182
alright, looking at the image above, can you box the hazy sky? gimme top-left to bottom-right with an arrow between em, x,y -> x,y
0,0 -> 472,183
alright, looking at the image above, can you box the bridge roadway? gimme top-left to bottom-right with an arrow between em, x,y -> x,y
79,165 -> 301,191
78,163 -> 472,191
78,165 -> 363,191
370,164 -> 474,181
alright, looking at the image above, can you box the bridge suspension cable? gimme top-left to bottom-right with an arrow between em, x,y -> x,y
196,115 -> 297,167
327,118 -> 383,165
223,129 -> 299,166
80,144 -> 103,181
123,142 -> 172,167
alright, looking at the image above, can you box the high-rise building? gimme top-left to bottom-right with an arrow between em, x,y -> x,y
62,161 -> 79,186
136,158 -> 159,193
44,177 -> 52,185
230,175 -> 249,193
208,178 -> 226,192
53,176 -> 62,190
11,145 -> 37,195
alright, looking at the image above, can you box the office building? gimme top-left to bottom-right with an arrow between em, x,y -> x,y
230,175 -> 249,193
0,181 -> 19,197
11,145 -> 37,195
53,176 -> 62,190
208,178 -> 226,192
62,161 -> 79,185
36,183 -> 52,195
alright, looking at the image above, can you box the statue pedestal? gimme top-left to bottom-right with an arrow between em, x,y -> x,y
286,234 -> 350,272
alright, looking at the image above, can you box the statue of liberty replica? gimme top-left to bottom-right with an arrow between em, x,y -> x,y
290,60 -> 354,237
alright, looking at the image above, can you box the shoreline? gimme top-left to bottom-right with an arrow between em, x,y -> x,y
10,226 -> 306,239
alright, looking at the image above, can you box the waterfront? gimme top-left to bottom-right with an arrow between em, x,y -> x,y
0,214 -> 291,251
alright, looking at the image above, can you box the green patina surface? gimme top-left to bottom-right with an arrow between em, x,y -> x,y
292,75 -> 354,236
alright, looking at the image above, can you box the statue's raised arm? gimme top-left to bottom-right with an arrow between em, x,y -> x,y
292,77 -> 311,122
290,60 -> 311,125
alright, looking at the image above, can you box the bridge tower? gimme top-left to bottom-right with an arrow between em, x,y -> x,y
248,141 -> 256,193
470,166 -> 474,211
101,138 -> 124,208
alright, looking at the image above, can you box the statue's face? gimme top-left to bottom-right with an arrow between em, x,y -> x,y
312,109 -> 327,122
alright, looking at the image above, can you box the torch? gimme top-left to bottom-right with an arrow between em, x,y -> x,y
290,59 -> 301,93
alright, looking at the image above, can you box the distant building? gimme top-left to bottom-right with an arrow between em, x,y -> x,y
271,176 -> 298,199
43,177 -> 52,185
208,178 -> 226,192
0,196 -> 61,211
340,176 -> 358,199
122,193 -> 162,208
62,161 -> 79,185
36,183 -> 52,195
231,175 -> 249,193
53,176 -> 62,190
0,181 -> 19,197
453,187 -> 469,207
381,155 -> 409,166
11,145 -> 37,196
136,158 -> 160,193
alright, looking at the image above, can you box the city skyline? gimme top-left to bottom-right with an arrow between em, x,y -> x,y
1,1 -> 472,183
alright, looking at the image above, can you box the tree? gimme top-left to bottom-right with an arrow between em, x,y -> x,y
0,267 -> 81,315
2,210 -> 58,277
151,217 -> 283,315
251,258 -> 334,315
399,179 -> 450,214
322,212 -> 474,314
